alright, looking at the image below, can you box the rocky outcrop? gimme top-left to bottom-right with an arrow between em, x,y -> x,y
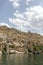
0,26 -> 43,54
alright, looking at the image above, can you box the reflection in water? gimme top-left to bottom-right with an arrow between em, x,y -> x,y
9,54 -> 28,65
0,54 -> 43,65
1,54 -> 10,65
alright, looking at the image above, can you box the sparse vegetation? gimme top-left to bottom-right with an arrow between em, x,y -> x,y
0,26 -> 43,53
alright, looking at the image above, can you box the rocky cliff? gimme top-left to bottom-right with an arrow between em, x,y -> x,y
0,26 -> 43,54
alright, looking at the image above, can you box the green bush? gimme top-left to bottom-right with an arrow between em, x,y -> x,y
9,45 -> 15,48
33,44 -> 43,51
39,45 -> 43,50
0,38 -> 3,42
33,44 -> 39,51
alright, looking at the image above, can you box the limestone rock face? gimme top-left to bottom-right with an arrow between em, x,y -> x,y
0,26 -> 43,53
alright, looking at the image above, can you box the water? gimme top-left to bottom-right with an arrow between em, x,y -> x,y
0,53 -> 43,65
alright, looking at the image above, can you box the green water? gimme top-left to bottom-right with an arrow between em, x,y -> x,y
0,54 -> 43,65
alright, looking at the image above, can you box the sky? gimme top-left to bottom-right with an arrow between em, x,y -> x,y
0,0 -> 43,35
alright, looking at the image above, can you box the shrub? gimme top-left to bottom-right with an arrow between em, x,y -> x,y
33,44 -> 43,51
33,44 -> 39,51
9,45 -> 15,48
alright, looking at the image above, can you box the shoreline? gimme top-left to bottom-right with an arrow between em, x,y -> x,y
0,50 -> 43,55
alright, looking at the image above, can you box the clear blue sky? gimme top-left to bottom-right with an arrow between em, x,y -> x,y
0,0 -> 43,35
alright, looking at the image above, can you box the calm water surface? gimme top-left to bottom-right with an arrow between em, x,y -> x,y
0,53 -> 43,65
